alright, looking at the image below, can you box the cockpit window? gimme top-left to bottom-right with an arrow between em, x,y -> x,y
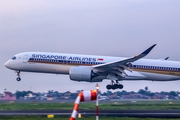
12,56 -> 16,60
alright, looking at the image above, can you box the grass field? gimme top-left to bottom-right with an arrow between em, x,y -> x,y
0,100 -> 180,110
1,116 -> 180,120
1,101 -> 180,119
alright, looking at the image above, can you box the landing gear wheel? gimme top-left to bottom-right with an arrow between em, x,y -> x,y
112,85 -> 116,90
16,71 -> 21,81
114,84 -> 119,89
16,77 -> 21,81
106,80 -> 124,90
106,85 -> 112,90
118,84 -> 123,89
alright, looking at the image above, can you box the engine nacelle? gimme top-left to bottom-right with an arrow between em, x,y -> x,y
69,67 -> 93,82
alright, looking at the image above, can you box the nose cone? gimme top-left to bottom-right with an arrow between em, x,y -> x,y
4,60 -> 10,68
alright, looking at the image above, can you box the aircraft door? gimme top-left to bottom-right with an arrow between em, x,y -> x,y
63,56 -> 68,65
23,55 -> 28,63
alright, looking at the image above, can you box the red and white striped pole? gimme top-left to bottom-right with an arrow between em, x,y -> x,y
96,84 -> 99,120
69,90 -> 97,120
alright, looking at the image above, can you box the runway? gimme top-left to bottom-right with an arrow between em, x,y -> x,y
1,110 -> 180,118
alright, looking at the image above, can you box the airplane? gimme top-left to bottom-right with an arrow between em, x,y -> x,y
4,44 -> 180,90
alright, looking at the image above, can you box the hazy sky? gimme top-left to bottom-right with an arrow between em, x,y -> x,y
1,0 -> 180,93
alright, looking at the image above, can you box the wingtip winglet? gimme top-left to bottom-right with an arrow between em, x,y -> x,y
165,57 -> 169,60
141,44 -> 157,55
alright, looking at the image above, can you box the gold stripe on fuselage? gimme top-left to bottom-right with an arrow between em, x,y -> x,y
132,67 -> 180,76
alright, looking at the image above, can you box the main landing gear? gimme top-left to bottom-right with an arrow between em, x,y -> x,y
106,80 -> 123,90
16,71 -> 21,81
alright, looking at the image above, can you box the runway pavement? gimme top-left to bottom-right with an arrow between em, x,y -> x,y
1,110 -> 180,118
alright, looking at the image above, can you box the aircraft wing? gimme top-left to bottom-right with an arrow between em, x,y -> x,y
93,44 -> 156,77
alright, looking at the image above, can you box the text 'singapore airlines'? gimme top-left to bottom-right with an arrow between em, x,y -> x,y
5,44 -> 180,90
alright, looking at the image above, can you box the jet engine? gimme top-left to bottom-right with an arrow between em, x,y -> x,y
69,66 -> 94,82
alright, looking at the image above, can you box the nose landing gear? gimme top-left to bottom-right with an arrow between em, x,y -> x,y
16,71 -> 21,81
106,80 -> 123,90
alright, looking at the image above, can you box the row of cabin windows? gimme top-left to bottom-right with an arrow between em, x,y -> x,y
33,59 -> 104,65
34,59 -> 59,62
134,65 -> 179,71
69,61 -> 103,65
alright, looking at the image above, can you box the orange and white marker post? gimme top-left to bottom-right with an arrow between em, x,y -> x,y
96,84 -> 99,120
69,89 -> 97,120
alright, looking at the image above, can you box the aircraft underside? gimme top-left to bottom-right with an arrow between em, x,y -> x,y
13,64 -> 180,90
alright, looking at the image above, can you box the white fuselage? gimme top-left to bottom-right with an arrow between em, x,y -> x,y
4,52 -> 180,81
